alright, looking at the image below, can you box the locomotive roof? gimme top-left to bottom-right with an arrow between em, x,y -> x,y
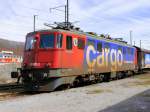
28,29 -> 134,48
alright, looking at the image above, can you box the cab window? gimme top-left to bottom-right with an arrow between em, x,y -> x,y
25,35 -> 36,50
66,36 -> 72,50
40,34 -> 55,48
56,34 -> 63,48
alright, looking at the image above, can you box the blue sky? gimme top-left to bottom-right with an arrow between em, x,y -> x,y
0,0 -> 150,49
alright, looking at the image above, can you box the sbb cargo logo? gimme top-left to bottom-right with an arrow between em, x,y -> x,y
86,45 -> 123,71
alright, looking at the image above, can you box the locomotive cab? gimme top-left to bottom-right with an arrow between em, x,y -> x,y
23,31 -> 63,69
23,30 -> 85,70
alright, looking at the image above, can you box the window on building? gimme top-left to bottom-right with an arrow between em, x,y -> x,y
66,36 -> 72,50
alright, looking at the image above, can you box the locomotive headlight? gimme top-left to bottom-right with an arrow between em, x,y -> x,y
22,63 -> 27,67
43,73 -> 48,78
45,63 -> 52,67
28,73 -> 32,78
30,63 -> 41,67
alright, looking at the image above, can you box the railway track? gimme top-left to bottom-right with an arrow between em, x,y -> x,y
0,83 -> 25,101
0,83 -> 24,92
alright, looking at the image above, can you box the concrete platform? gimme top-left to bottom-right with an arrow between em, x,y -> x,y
100,89 -> 150,112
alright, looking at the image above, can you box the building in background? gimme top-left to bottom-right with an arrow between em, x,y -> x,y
0,50 -> 22,63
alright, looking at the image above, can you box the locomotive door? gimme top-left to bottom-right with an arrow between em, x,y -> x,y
65,35 -> 73,67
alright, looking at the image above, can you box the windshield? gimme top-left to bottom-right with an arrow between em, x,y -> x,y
40,34 -> 55,48
25,35 -> 35,51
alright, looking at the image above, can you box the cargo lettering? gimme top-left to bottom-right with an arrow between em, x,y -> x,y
86,45 -> 123,71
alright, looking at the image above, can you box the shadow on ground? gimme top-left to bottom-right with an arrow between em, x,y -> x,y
99,89 -> 150,112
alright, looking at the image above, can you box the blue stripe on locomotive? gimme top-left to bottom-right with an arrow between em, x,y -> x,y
84,36 -> 135,69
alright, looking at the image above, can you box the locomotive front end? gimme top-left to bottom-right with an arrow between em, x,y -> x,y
12,30 -> 64,91
23,32 -> 57,69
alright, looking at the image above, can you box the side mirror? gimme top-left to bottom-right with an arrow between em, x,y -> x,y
11,72 -> 19,78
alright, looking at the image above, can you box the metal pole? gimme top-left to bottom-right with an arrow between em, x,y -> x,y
33,15 -> 37,32
65,5 -> 67,26
67,0 -> 69,27
134,41 -> 135,46
140,40 -> 141,48
130,30 -> 132,45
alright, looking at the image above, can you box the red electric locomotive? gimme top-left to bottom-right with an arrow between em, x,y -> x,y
11,22 -> 142,91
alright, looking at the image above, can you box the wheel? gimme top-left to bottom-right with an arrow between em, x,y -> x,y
103,74 -> 110,82
72,77 -> 84,87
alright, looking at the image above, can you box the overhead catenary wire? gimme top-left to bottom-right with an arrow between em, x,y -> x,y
16,4 -> 66,19
12,13 -> 51,23
19,4 -> 67,16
